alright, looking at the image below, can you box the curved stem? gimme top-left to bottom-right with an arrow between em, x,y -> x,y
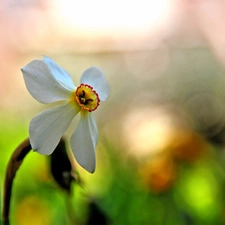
2,138 -> 31,223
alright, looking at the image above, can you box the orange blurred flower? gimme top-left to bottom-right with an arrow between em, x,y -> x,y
140,156 -> 176,193
167,130 -> 207,162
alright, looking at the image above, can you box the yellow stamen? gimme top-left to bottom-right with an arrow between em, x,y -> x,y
73,84 -> 100,112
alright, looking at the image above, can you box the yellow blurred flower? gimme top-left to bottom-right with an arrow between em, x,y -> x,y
15,196 -> 52,225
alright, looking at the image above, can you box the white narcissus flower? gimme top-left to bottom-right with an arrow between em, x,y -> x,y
21,57 -> 110,173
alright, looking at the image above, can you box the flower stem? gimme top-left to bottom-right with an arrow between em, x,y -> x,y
1,138 -> 31,223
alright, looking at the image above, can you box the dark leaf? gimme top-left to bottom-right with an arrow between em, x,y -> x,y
86,201 -> 110,225
50,138 -> 75,193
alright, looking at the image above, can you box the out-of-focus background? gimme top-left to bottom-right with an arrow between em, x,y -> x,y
2,0 -> 225,224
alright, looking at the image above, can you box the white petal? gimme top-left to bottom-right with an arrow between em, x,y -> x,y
43,56 -> 76,90
80,66 -> 110,101
70,111 -> 98,173
21,60 -> 74,104
88,113 -> 98,148
30,103 -> 80,155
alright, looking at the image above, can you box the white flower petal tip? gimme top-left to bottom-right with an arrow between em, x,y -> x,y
81,160 -> 96,174
73,146 -> 96,173
70,113 -> 98,173
32,147 -> 54,155
21,59 -> 73,104
72,144 -> 96,173
80,66 -> 110,102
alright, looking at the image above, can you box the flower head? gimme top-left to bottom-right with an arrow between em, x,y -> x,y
21,56 -> 110,173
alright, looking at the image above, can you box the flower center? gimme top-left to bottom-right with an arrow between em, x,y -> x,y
75,84 -> 100,112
